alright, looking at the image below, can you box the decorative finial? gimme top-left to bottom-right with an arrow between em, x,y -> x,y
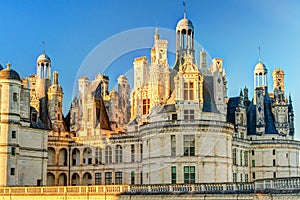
183,1 -> 186,19
42,41 -> 46,54
258,46 -> 261,62
6,61 -> 11,69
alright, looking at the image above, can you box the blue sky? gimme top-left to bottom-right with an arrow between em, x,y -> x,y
0,0 -> 300,138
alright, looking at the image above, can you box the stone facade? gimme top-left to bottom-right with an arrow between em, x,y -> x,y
0,10 -> 299,188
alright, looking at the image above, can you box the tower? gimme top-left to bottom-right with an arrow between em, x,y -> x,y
149,28 -> 170,105
117,75 -> 130,125
174,11 -> 195,71
272,68 -> 285,101
35,53 -> 51,127
0,63 -> 21,186
48,71 -> 64,132
254,61 -> 268,104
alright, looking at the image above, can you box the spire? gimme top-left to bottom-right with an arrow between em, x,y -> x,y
154,27 -> 159,40
183,1 -> 186,19
6,61 -> 11,69
258,46 -> 261,62
42,41 -> 46,54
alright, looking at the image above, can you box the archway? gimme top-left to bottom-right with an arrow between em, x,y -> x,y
71,173 -> 80,186
47,172 -> 55,186
58,148 -> 68,166
82,172 -> 92,185
58,173 -> 68,186
72,148 -> 80,165
48,147 -> 56,166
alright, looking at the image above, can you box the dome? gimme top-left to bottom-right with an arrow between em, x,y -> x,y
37,53 -> 51,62
0,67 -> 21,81
254,61 -> 267,73
176,18 -> 194,31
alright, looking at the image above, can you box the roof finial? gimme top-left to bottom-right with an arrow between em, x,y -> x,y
6,61 -> 11,69
183,1 -> 186,19
42,41 -> 46,54
258,46 -> 261,62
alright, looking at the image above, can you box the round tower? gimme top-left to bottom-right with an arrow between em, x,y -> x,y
0,63 -> 21,186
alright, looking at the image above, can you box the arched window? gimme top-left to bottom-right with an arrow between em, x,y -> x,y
115,145 -> 123,163
105,146 -> 112,164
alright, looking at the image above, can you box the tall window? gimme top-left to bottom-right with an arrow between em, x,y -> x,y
105,172 -> 112,185
115,145 -> 123,163
273,159 -> 276,167
184,135 -> 195,156
171,166 -> 176,184
140,171 -> 143,185
131,144 -> 135,162
10,168 -> 15,176
115,172 -> 122,184
95,173 -> 102,185
233,148 -> 237,165
184,82 -> 194,100
95,147 -> 102,164
12,131 -> 16,139
233,173 -> 237,182
143,99 -> 150,114
87,108 -> 92,121
184,110 -> 195,120
184,166 -> 195,184
252,160 -> 255,167
11,147 -> 16,156
105,146 -> 112,164
171,135 -> 176,157
244,151 -> 248,167
273,149 -> 276,155
240,174 -> 243,182
140,144 -> 143,161
252,172 -> 256,179
240,150 -> 243,166
131,171 -> 135,185
245,174 -> 249,182
252,150 -> 255,155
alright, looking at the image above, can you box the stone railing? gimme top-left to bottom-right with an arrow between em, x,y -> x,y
1,177 -> 300,195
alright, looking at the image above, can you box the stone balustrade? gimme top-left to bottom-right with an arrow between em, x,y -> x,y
1,177 -> 300,196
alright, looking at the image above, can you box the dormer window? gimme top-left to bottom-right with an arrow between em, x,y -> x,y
184,82 -> 194,100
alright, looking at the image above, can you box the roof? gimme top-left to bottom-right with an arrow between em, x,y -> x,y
0,67 -> 21,81
157,104 -> 176,114
227,97 -> 240,124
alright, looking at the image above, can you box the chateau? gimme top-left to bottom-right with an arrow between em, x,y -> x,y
0,10 -> 298,188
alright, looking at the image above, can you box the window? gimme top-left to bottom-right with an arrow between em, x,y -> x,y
140,144 -> 143,161
13,92 -> 18,101
12,131 -> 16,139
273,149 -> 276,155
184,82 -> 194,100
115,145 -> 123,163
131,171 -> 135,185
87,108 -> 92,121
245,174 -> 249,182
131,144 -> 135,162
252,150 -> 255,155
58,102 -> 61,108
140,171 -> 143,185
88,158 -> 92,164
115,172 -> 122,184
10,168 -> 15,176
184,166 -> 195,184
273,159 -> 276,167
95,147 -> 102,164
252,160 -> 255,167
240,150 -> 243,166
105,172 -> 112,185
172,114 -> 177,121
11,147 -> 16,156
171,135 -> 176,157
184,135 -> 195,156
105,146 -> 112,164
233,148 -> 237,165
142,99 -> 150,114
95,173 -> 102,185
184,110 -> 194,120
244,151 -> 248,167
240,174 -> 243,182
171,166 -> 176,184
252,172 -> 256,179
233,173 -> 237,182
273,172 -> 276,178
